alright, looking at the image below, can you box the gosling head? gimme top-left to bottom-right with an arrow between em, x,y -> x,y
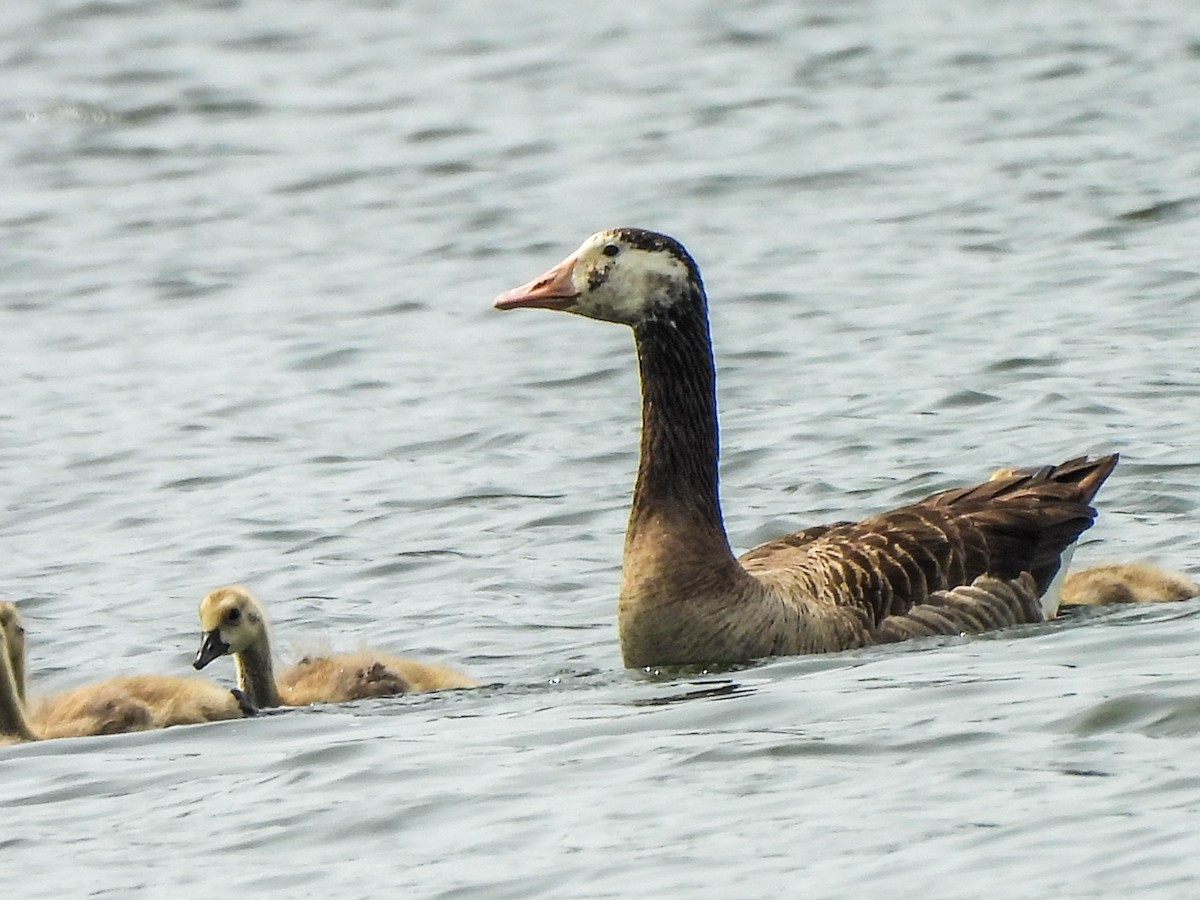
194,585 -> 267,670
492,228 -> 703,327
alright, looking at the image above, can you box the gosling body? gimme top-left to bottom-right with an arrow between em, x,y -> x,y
1062,562 -> 1200,605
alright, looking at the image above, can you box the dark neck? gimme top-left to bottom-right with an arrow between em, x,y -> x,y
627,287 -> 731,553
235,638 -> 281,709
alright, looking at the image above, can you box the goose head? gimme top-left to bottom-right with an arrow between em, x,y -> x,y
194,585 -> 267,669
493,228 -> 703,326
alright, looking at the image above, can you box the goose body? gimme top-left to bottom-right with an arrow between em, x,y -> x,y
194,585 -> 477,709
495,228 -> 1119,667
0,600 -> 250,743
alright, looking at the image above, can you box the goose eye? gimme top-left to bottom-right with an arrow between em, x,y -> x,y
602,243 -> 620,258
226,608 -> 242,624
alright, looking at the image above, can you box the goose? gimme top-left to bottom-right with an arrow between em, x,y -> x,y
493,227 -> 1119,667
1062,562 -> 1200,605
0,601 -> 252,743
193,585 -> 477,709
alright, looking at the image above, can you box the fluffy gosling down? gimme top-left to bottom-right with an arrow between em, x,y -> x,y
194,585 -> 477,709
1062,562 -> 1200,605
0,600 -> 252,745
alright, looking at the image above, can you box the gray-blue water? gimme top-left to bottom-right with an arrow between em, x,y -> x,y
3,1 -> 1200,896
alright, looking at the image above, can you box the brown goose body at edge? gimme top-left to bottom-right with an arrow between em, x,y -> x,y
494,227 -> 1119,668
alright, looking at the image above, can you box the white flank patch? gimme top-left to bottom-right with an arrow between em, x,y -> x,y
1040,542 -> 1076,619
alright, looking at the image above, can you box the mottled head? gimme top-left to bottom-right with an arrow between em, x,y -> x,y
492,228 -> 704,326
194,585 -> 268,669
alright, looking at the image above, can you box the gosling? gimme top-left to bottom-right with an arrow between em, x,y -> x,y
0,600 -> 252,743
1062,562 -> 1200,605
194,585 -> 477,709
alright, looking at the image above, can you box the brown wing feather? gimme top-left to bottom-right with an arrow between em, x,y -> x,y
874,573 -> 1042,642
741,454 -> 1118,633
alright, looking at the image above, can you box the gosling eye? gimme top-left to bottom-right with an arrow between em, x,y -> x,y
602,243 -> 620,258
226,608 -> 242,625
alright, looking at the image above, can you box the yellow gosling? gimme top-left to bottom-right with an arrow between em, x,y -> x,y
0,601 -> 27,705
194,585 -> 477,709
0,602 -> 253,744
29,673 -> 252,737
1062,562 -> 1200,605
0,627 -> 36,744
0,601 -> 254,743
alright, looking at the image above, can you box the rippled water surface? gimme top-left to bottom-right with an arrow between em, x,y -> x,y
3,1 -> 1200,897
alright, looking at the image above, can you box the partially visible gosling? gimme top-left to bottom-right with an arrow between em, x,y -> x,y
0,603 -> 212,742
986,469 -> 1200,610
28,680 -> 156,740
0,626 -> 36,744
30,673 -> 253,737
194,585 -> 477,709
0,600 -> 254,742
3,603 -> 147,743
989,464 -> 1056,482
1062,562 -> 1200,605
0,601 -> 27,705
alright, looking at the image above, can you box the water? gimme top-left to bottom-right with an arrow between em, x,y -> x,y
2,0 -> 1200,896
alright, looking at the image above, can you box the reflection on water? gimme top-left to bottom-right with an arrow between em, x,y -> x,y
1065,693 -> 1200,739
630,680 -> 752,707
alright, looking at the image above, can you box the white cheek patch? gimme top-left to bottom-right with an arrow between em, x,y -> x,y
576,238 -> 690,322
628,246 -> 689,281
613,252 -> 688,319
592,270 -> 650,322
